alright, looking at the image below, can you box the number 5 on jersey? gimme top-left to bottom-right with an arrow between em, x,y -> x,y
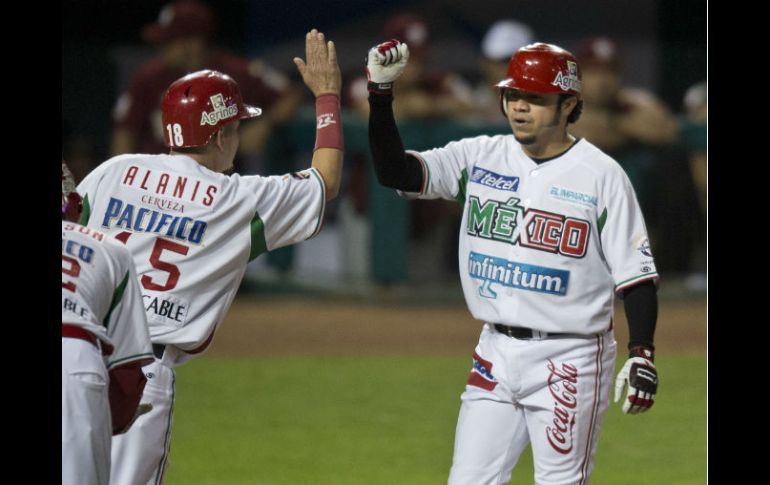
116,232 -> 189,291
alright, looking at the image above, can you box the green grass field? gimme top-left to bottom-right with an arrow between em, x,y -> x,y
165,354 -> 706,485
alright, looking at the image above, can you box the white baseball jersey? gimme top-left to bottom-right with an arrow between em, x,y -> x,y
62,221 -> 152,485
62,220 -> 153,366
77,153 -> 326,367
406,134 -> 657,335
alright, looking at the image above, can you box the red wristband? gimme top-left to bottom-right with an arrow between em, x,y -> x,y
314,93 -> 344,151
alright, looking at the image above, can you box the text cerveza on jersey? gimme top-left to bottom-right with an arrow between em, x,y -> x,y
98,165 -> 222,243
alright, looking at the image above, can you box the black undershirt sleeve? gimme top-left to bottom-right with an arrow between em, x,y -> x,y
368,93 -> 424,192
622,280 -> 658,351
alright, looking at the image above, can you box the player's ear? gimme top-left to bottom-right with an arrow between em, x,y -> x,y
561,95 -> 577,112
213,128 -> 226,152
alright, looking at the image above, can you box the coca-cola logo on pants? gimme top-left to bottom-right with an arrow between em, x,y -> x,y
545,359 -> 578,454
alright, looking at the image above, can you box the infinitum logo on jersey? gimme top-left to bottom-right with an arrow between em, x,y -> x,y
552,61 -> 582,93
468,251 -> 569,298
471,166 -> 520,192
200,93 -> 238,126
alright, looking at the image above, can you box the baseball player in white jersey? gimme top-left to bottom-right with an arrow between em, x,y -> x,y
76,30 -> 344,484
62,161 -> 154,485
366,40 -> 660,484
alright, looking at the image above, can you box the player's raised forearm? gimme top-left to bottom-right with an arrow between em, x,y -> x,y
366,39 -> 423,192
368,93 -> 423,192
294,29 -> 344,201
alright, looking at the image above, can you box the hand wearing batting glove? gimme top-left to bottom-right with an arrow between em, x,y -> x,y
614,346 -> 658,414
366,39 -> 410,95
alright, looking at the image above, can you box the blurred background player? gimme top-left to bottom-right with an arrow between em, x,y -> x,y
62,161 -> 153,485
681,80 -> 707,290
569,36 -> 691,275
78,30 -> 343,484
346,13 -> 478,282
347,13 -> 475,120
570,36 -> 679,152
472,19 -> 535,121
111,0 -> 302,174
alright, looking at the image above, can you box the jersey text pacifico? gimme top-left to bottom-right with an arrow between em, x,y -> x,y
101,197 -> 208,244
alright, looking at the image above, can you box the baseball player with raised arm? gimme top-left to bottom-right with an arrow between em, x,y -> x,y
77,29 -> 343,484
366,40 -> 659,485
62,161 -> 154,485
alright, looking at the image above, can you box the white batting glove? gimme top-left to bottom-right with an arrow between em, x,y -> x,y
366,39 -> 410,94
614,347 -> 658,414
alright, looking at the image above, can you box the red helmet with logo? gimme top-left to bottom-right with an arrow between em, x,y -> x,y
62,160 -> 82,222
161,69 -> 262,148
496,42 -> 582,97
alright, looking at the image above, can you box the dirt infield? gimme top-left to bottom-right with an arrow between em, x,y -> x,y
206,297 -> 706,357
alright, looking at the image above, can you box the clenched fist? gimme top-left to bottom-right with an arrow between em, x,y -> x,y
366,39 -> 410,94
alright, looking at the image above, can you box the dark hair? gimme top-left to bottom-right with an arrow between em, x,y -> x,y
558,94 -> 583,123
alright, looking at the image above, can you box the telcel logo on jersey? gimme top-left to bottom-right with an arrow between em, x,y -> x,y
201,93 -> 238,126
470,166 -> 520,192
468,251 -> 569,298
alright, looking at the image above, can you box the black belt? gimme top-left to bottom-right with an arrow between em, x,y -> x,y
153,344 -> 166,359
493,324 -> 573,340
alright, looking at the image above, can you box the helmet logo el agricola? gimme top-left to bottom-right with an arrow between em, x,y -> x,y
551,61 -> 582,93
200,93 -> 238,126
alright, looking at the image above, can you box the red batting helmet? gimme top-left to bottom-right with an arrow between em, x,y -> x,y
62,160 -> 82,222
161,69 -> 262,148
496,42 -> 582,97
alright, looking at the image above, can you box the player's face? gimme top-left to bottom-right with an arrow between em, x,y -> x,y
504,89 -> 564,145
